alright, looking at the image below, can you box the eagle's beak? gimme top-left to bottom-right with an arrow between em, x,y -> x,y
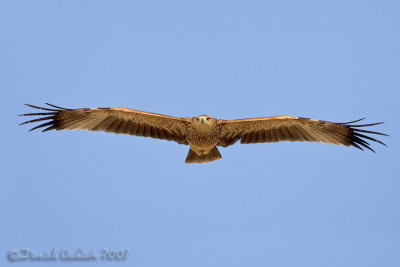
200,118 -> 205,124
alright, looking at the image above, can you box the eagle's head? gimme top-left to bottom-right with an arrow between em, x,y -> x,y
195,115 -> 214,126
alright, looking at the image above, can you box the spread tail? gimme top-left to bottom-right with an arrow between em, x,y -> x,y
185,147 -> 222,164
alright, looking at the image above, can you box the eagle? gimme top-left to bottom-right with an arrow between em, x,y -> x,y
20,103 -> 387,163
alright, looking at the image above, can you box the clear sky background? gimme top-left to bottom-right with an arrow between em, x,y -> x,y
1,1 -> 399,266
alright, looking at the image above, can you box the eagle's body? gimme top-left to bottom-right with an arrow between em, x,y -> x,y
186,116 -> 220,153
20,104 -> 387,163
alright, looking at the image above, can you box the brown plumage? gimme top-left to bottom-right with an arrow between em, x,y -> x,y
20,103 -> 388,163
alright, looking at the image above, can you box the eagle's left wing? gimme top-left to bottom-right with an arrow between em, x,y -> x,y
20,103 -> 190,144
218,116 -> 387,152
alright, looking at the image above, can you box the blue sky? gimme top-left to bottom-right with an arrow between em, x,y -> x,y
1,1 -> 399,266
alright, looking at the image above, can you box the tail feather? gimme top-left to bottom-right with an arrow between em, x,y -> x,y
185,147 -> 222,164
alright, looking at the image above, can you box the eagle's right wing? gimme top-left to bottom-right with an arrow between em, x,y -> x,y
20,103 -> 190,145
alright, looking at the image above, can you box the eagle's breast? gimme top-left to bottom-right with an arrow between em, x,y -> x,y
186,123 -> 221,155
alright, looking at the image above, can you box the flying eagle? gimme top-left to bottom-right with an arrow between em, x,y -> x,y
20,103 -> 387,163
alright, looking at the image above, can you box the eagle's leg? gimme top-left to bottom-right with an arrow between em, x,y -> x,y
185,147 -> 222,164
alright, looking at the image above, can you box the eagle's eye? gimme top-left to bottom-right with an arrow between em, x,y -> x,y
206,117 -> 210,120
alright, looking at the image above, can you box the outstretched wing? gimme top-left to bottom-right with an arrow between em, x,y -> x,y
20,103 -> 190,144
219,116 -> 387,152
